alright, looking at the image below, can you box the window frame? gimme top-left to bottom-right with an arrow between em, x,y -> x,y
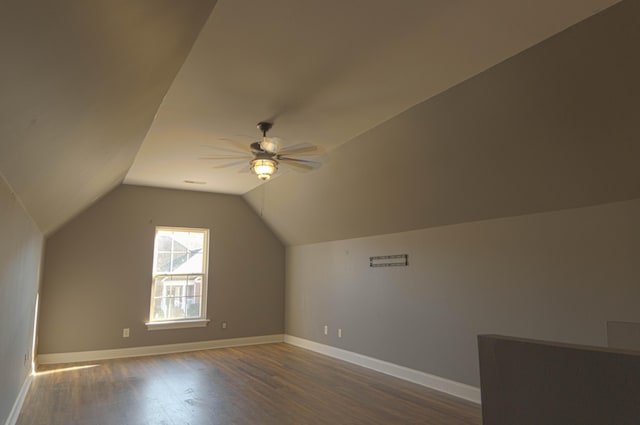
145,226 -> 211,331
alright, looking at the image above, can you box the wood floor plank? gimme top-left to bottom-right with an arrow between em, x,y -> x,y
18,343 -> 481,425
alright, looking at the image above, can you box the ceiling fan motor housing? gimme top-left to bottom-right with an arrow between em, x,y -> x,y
250,141 -> 269,154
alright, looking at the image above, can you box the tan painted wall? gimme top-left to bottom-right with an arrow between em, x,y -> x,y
39,185 -> 284,354
285,199 -> 640,387
0,175 -> 43,423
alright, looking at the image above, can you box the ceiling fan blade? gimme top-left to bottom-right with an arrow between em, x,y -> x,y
200,144 -> 249,156
198,155 -> 250,161
280,157 -> 320,165
277,143 -> 321,156
218,137 -> 254,153
212,160 -> 249,169
279,157 -> 321,171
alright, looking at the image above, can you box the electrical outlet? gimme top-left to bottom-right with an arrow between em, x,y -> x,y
323,325 -> 328,335
122,328 -> 130,338
338,328 -> 343,338
221,321 -> 227,329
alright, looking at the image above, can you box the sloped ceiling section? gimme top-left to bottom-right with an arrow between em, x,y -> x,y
125,0 -> 621,195
0,0 -> 216,234
244,0 -> 640,246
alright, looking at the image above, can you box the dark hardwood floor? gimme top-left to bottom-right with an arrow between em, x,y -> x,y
18,343 -> 481,424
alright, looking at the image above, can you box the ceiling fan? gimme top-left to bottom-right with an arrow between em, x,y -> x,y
202,122 -> 322,181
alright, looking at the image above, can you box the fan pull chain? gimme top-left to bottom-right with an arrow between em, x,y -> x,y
260,183 -> 266,217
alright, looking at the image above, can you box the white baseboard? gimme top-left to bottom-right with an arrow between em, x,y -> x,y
284,335 -> 481,404
38,334 -> 284,365
4,374 -> 32,425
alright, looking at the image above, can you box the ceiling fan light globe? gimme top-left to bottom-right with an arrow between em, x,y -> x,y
260,137 -> 280,154
251,158 -> 278,181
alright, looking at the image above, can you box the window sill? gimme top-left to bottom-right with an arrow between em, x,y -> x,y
145,319 -> 210,331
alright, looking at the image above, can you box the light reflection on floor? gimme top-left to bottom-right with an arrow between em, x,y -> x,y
35,364 -> 100,376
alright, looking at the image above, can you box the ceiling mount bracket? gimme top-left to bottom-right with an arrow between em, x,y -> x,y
257,121 -> 273,137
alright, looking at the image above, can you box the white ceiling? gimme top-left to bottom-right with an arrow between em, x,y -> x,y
0,0 -> 624,234
124,0 -> 621,194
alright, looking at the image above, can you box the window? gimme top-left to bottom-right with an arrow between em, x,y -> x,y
146,227 -> 210,330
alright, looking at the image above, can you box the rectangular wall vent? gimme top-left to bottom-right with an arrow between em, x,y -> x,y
369,254 -> 408,267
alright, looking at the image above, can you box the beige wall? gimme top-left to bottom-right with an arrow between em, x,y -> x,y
0,175 -> 43,423
285,199 -> 640,387
39,185 -> 284,354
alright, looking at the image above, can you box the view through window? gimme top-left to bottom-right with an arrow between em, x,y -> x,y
149,227 -> 209,323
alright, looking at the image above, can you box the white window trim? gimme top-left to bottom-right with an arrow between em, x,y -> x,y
145,318 -> 210,331
147,226 -> 210,330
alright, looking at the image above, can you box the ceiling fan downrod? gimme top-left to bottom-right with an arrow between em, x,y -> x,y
257,121 -> 273,138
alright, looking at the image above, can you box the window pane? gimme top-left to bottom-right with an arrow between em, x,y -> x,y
186,297 -> 201,318
156,234 -> 173,251
187,275 -> 202,295
154,230 -> 205,274
185,276 -> 203,318
155,276 -> 165,291
171,252 -> 188,271
155,253 -> 172,273
166,296 -> 186,320
151,274 -> 204,321
152,297 -> 166,320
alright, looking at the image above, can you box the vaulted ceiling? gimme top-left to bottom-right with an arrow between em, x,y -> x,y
1,0 -> 217,233
3,0 -> 637,245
